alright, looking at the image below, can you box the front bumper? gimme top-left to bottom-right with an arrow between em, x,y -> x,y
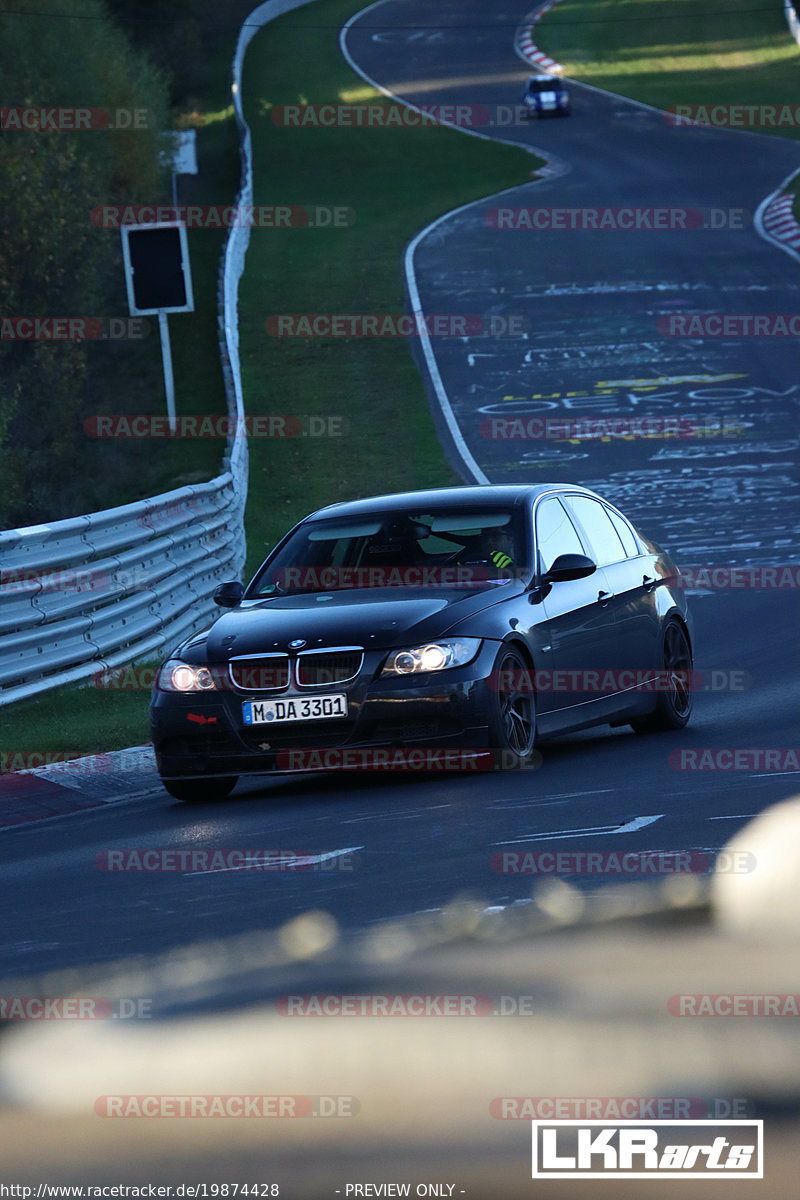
525,101 -> 567,117
149,641 -> 502,779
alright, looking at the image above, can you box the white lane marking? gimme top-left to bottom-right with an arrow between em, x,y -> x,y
341,804 -> 453,824
708,814 -> 760,820
491,800 -> 578,810
539,789 -> 614,800
489,788 -> 613,810
493,813 -> 663,845
614,814 -> 664,834
186,847 -> 364,875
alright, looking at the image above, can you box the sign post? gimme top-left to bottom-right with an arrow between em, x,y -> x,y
120,222 -> 194,433
157,310 -> 177,431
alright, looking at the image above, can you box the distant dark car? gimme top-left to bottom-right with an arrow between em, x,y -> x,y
150,485 -> 692,800
522,73 -> 571,118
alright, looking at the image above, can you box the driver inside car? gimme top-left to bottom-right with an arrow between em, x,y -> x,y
458,525 -> 517,581
481,526 -> 516,574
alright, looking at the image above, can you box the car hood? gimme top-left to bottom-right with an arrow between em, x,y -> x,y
196,585 -> 524,658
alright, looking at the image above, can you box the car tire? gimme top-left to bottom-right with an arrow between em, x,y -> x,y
630,620 -> 693,733
487,646 -> 537,768
161,776 -> 238,802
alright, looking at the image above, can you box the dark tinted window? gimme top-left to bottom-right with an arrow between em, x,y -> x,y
528,78 -> 558,94
535,497 -> 586,574
606,508 -> 639,557
250,507 -> 525,594
563,496 -> 626,567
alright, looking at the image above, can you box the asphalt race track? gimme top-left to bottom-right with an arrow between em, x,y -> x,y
1,0 -> 799,983
343,0 -> 800,566
2,584 -> 798,979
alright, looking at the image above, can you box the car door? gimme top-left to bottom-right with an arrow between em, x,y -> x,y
531,495 -> 618,720
604,503 -> 663,678
562,495 -> 661,694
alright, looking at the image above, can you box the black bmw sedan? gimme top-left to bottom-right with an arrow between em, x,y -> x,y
149,485 -> 693,799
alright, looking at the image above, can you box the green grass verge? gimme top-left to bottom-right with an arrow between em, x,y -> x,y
237,0 -> 538,575
1,667 -> 161,772
2,0 -> 536,761
540,1 -> 800,251
540,0 -> 800,131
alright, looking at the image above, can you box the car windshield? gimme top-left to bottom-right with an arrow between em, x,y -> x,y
528,78 -> 558,93
249,507 -> 528,595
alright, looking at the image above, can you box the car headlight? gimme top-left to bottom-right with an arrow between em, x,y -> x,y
157,660 -> 217,692
381,638 -> 481,677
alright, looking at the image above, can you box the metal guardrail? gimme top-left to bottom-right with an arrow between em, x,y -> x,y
0,485 -> 241,704
0,0 -> 318,708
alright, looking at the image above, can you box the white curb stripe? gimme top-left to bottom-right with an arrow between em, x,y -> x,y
515,0 -> 567,75
755,168 -> 800,263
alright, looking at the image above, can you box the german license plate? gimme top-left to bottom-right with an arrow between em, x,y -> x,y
242,694 -> 348,725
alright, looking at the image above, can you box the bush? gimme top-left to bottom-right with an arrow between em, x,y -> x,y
0,0 -> 172,526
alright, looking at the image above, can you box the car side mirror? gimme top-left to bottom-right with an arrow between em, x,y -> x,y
543,553 -> 597,583
213,580 -> 244,607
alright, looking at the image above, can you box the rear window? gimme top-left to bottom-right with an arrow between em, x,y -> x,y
606,508 -> 640,557
563,496 -> 627,567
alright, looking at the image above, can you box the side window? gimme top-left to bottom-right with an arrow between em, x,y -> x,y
564,496 -> 626,567
606,507 -> 640,557
535,497 -> 586,574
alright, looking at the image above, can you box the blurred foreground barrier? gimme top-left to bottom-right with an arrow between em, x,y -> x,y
711,796 -> 800,940
0,803 -> 797,1193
